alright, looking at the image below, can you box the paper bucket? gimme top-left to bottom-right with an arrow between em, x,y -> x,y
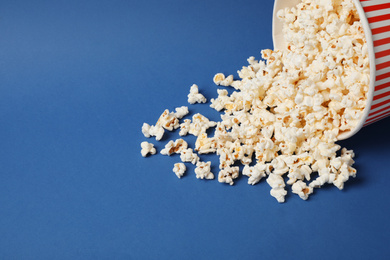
272,0 -> 390,140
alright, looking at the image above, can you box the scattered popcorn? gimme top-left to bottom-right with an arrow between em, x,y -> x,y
195,161 -> 214,180
161,139 -> 188,156
140,141 -> 156,157
180,148 -> 199,165
140,0 -> 368,203
173,163 -> 186,179
292,180 -> 313,200
188,84 -> 207,104
218,166 -> 239,186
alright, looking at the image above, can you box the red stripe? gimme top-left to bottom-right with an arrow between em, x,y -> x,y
376,49 -> 390,58
368,14 -> 390,23
372,25 -> 390,35
377,71 -> 390,81
369,104 -> 390,117
371,99 -> 390,110
366,112 -> 390,124
374,37 -> 390,47
363,3 -> 390,12
375,81 -> 390,91
377,61 -> 390,70
373,90 -> 390,101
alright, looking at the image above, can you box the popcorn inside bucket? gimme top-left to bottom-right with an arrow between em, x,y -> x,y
140,0 -> 371,203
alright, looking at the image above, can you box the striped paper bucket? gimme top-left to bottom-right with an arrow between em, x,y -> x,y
272,0 -> 390,140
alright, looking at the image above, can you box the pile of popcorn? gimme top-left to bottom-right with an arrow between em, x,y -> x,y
140,0 -> 369,203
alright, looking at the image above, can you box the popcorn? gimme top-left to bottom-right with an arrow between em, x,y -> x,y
213,73 -> 234,87
173,163 -> 186,179
140,141 -> 156,157
179,119 -> 191,136
266,174 -> 287,203
161,139 -> 188,156
140,0 -> 368,203
188,84 -> 207,104
195,161 -> 214,180
174,106 -> 189,119
218,166 -> 239,186
292,180 -> 313,200
141,123 -> 151,138
180,148 -> 199,165
242,164 -> 267,185
188,114 -> 217,136
156,109 -> 180,131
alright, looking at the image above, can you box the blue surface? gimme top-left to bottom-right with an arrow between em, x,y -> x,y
0,0 -> 389,259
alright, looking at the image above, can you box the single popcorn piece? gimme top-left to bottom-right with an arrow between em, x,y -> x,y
179,119 -> 191,136
161,139 -> 188,156
242,164 -> 267,185
141,123 -> 164,141
149,125 -> 164,141
218,166 -> 239,186
188,113 -> 217,136
213,73 -> 234,87
156,109 -> 180,131
141,123 -> 151,138
194,161 -> 214,180
173,163 -> 186,179
188,84 -> 207,104
140,141 -> 156,157
180,148 -> 199,165
292,180 -> 313,200
267,174 -> 287,203
174,106 -> 189,119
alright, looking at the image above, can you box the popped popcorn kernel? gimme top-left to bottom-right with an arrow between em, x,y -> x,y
218,166 -> 239,186
173,163 -> 186,179
195,161 -> 214,180
292,180 -> 313,200
188,84 -> 207,104
141,141 -> 156,157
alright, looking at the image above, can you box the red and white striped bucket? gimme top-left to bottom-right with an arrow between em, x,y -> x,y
272,0 -> 390,140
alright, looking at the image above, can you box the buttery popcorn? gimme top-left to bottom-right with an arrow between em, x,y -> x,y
141,0 -> 368,203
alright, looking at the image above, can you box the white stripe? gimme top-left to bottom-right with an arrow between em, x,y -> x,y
360,0 -> 390,8
372,31 -> 390,41
368,19 -> 390,29
375,65 -> 390,75
375,56 -> 390,65
371,95 -> 390,106
374,85 -> 390,95
375,76 -> 390,86
370,102 -> 390,113
373,37 -> 390,52
364,8 -> 390,19
367,111 -> 390,122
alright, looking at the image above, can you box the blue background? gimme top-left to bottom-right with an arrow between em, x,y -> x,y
0,0 -> 389,259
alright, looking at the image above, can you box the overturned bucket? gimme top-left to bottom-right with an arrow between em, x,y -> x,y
272,0 -> 390,140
